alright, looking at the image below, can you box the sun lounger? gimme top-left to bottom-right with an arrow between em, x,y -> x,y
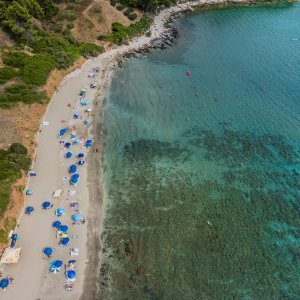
64,283 -> 73,291
70,248 -> 79,257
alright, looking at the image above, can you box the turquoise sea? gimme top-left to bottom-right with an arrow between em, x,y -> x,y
100,3 -> 300,299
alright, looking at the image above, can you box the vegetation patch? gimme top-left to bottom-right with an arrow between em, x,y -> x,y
110,0 -> 117,6
0,84 -> 47,108
0,67 -> 18,84
107,14 -> 151,44
0,143 -> 31,217
116,4 -> 126,10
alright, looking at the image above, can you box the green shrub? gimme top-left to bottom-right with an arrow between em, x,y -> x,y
97,35 -> 107,41
128,13 -> 137,21
30,36 -> 80,66
124,7 -> 134,16
0,230 -> 7,244
62,28 -> 71,36
52,23 -> 63,33
2,52 -> 28,68
0,84 -> 47,108
0,67 -> 17,84
54,51 -> 74,69
8,143 -> 28,155
107,15 -> 151,44
66,23 -> 75,30
116,4 -> 126,10
0,146 -> 31,217
2,51 -> 56,86
9,153 -> 31,171
21,54 -> 56,85
37,0 -> 59,19
79,43 -> 104,58
110,0 -> 117,6
57,10 -> 77,21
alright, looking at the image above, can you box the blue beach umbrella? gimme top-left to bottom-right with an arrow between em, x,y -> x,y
60,237 -> 70,246
50,260 -> 62,273
0,278 -> 9,289
78,160 -> 85,166
64,142 -> 71,148
59,128 -> 68,136
59,225 -> 68,233
26,189 -> 33,195
85,140 -> 92,147
73,138 -> 81,144
72,174 -> 80,179
77,153 -> 84,158
54,260 -> 63,268
65,151 -> 72,158
70,177 -> 78,185
25,206 -> 34,213
42,201 -> 51,209
69,165 -> 77,174
66,270 -> 76,279
68,260 -> 76,264
56,208 -> 64,216
52,220 -> 61,228
80,98 -> 89,105
43,247 -> 53,257
72,213 -> 81,221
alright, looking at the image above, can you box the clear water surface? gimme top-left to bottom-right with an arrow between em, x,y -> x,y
100,3 -> 300,299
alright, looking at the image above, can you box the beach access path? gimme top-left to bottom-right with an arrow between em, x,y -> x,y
2,57 -> 104,300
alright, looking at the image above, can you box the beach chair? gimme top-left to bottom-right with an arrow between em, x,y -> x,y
64,283 -> 73,291
70,248 -> 79,257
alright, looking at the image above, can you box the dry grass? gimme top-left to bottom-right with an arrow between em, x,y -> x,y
44,56 -> 87,98
72,0 -> 143,43
0,103 -> 46,155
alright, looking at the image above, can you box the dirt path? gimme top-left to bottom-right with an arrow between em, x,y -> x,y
83,0 -> 102,32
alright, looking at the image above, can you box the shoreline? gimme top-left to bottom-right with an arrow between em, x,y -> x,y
82,0 -> 267,299
0,0 -> 266,299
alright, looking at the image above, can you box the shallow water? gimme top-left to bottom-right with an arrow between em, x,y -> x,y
100,3 -> 300,299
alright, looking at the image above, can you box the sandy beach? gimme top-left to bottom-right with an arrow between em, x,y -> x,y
0,0 -> 257,299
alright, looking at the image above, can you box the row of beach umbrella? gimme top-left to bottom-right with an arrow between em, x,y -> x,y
46,87 -> 92,281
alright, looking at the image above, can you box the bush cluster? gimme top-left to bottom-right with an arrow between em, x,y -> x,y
107,15 -> 151,44
128,13 -> 137,21
0,67 -> 18,84
116,4 -> 126,10
119,0 -> 177,11
3,51 -> 56,85
0,84 -> 47,108
0,144 -> 31,217
0,0 -> 59,41
57,10 -> 77,21
124,8 -> 134,16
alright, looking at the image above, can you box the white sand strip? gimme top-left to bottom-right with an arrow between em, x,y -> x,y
2,58 -> 105,300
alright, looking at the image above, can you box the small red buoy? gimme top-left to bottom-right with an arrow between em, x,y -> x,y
186,70 -> 191,76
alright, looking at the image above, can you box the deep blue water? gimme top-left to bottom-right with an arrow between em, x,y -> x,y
100,3 -> 300,299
